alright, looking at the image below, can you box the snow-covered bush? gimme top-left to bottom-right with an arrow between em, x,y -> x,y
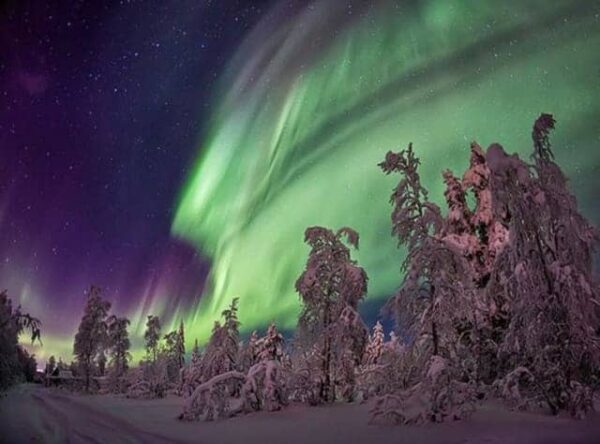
242,323 -> 288,412
180,316 -> 289,420
126,356 -> 169,399
180,347 -> 288,420
287,345 -> 323,405
357,328 -> 408,400
241,359 -> 287,412
370,355 -> 476,425
180,371 -> 246,421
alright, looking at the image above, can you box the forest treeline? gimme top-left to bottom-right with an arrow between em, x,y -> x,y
1,114 -> 598,424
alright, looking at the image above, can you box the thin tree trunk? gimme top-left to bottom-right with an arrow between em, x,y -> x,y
85,356 -> 91,392
319,292 -> 335,403
322,303 -> 332,403
431,284 -> 439,356
432,321 -> 439,356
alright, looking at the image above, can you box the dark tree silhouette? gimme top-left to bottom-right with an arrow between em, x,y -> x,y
0,291 -> 40,390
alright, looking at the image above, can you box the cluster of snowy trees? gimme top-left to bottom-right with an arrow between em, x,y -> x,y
39,285 -> 186,396
16,114 -> 596,425
72,285 -> 132,392
0,290 -> 41,391
179,298 -> 289,420
177,114 -> 599,423
176,227 -> 382,421
67,286 -> 187,396
126,315 -> 187,399
370,114 -> 599,422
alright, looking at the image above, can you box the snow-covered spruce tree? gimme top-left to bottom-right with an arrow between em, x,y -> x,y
177,321 -> 185,366
432,150 -> 510,386
256,323 -> 285,362
73,285 -> 110,392
182,299 -> 241,391
356,321 -> 406,400
190,321 -> 226,385
179,299 -> 243,419
181,301 -> 290,421
106,315 -> 131,393
163,321 -> 186,387
455,143 -> 512,386
239,330 -> 260,373
144,315 -> 161,363
241,322 -> 288,412
199,299 -> 241,383
364,321 -> 385,365
293,226 -> 369,404
488,114 -> 600,418
181,338 -> 203,396
221,298 -> 241,373
335,304 -> 371,401
181,321 -> 289,421
191,339 -> 201,365
128,314 -> 169,399
372,144 -> 478,424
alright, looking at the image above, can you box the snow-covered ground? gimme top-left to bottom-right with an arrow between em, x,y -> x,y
1,384 -> 600,444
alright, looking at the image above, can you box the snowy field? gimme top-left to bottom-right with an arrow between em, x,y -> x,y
0,384 -> 599,444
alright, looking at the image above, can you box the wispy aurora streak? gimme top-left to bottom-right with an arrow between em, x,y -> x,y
173,0 -> 600,342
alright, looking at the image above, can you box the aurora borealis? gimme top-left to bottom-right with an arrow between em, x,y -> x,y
173,0 -> 600,340
2,0 -> 599,364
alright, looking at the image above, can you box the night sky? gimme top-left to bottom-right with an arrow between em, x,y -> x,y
1,0 -> 279,360
2,0 -> 599,363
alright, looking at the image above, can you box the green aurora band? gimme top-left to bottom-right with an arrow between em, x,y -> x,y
172,0 -> 600,344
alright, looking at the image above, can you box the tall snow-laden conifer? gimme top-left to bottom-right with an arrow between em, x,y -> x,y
364,321 -> 385,365
375,144 -> 478,424
73,285 -> 110,392
295,226 -> 368,403
488,114 -> 600,417
374,114 -> 600,423
191,339 -> 201,365
202,299 -> 240,381
107,315 -> 131,392
379,145 -> 474,364
164,321 -> 186,384
144,315 -> 161,363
